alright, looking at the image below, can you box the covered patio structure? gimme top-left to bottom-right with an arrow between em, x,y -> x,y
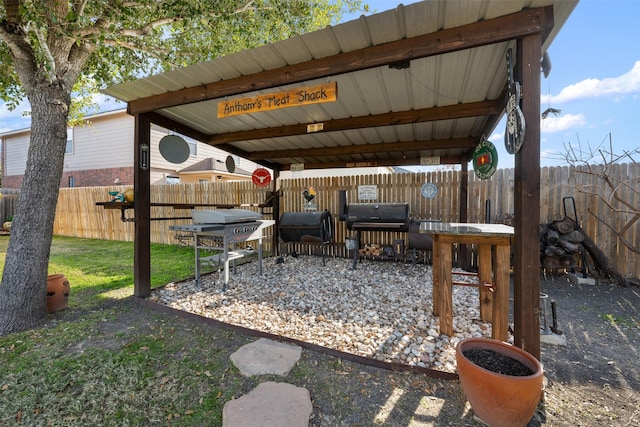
103,0 -> 578,359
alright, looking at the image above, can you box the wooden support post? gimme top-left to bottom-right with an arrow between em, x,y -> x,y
459,162 -> 469,269
513,35 -> 542,358
133,113 -> 152,298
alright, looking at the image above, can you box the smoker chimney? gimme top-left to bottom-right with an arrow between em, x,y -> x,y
338,190 -> 347,221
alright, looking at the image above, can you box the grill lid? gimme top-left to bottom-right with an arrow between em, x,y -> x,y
192,209 -> 262,224
345,203 -> 409,231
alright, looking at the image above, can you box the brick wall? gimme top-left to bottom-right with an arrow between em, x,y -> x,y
2,167 -> 134,189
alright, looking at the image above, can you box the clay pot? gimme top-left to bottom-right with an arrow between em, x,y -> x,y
46,274 -> 70,313
455,337 -> 543,427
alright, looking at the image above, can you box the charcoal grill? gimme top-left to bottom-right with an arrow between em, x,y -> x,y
339,200 -> 410,268
169,209 -> 275,290
279,210 -> 333,264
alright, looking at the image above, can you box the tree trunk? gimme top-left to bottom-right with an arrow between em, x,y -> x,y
0,85 -> 69,336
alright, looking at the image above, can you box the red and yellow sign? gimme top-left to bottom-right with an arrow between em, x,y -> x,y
217,82 -> 337,118
251,168 -> 272,187
472,139 -> 498,180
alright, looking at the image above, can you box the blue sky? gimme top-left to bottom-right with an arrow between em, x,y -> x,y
356,0 -> 640,169
2,1 -> 639,170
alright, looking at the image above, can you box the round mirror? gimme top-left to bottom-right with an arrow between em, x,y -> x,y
159,135 -> 190,164
225,155 -> 236,173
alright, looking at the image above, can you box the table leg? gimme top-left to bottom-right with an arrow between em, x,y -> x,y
258,237 -> 263,275
478,244 -> 493,322
439,241 -> 453,336
432,237 -> 440,316
223,236 -> 230,291
195,234 -> 202,286
492,243 -> 510,341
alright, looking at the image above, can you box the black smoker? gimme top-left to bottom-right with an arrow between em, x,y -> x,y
338,190 -> 435,267
279,210 -> 333,264
338,190 -> 414,268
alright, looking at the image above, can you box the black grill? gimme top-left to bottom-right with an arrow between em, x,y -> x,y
278,210 -> 333,264
345,203 -> 410,232
279,210 -> 333,244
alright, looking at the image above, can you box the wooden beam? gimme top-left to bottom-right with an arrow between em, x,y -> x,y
248,137 -> 477,160
279,155 -> 466,170
133,113 -> 152,298
513,34 -> 543,359
208,100 -> 500,145
128,6 -> 552,115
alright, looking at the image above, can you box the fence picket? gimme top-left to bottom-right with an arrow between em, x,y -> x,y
17,163 -> 632,279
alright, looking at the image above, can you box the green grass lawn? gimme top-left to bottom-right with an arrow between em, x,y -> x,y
0,236 -> 254,426
0,235 -> 210,306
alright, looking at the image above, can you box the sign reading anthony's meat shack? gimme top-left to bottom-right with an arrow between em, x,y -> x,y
217,82 -> 337,118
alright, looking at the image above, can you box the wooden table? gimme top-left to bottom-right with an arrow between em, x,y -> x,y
420,222 -> 514,340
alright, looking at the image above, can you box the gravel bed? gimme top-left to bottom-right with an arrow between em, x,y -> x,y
150,255 -> 506,373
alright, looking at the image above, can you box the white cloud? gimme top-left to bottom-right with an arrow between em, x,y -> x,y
540,113 -> 586,133
543,60 -> 640,104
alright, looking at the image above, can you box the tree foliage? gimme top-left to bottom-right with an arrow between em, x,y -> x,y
1,0 -> 362,108
0,0 -> 363,336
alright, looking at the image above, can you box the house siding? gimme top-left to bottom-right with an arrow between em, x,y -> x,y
1,109 -> 261,189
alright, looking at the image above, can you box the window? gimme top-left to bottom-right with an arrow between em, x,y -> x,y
165,175 -> 180,184
65,128 -> 74,154
187,139 -> 197,156
68,176 -> 75,187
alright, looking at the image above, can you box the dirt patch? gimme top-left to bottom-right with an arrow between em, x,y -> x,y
538,275 -> 640,426
55,273 -> 639,426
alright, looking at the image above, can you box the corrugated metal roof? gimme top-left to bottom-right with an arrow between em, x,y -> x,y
103,0 -> 578,171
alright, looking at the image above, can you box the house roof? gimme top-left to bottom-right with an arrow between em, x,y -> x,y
178,157 -> 252,176
102,0 -> 577,172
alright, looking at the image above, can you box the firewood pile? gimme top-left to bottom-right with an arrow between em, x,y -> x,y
540,217 -> 585,270
359,243 -> 383,257
539,216 -> 627,286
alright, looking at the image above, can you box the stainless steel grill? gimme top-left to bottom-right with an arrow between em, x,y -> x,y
170,209 -> 274,290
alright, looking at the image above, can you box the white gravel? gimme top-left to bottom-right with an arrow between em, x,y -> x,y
150,255 -> 508,373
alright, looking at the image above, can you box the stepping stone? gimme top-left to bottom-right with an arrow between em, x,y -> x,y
230,338 -> 302,376
223,381 -> 312,427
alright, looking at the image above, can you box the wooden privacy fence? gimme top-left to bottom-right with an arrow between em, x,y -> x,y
52,164 -> 639,279
0,188 -> 19,223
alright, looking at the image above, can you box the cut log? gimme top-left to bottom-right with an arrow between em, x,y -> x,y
559,254 -> 576,268
562,230 -> 585,243
550,217 -> 576,234
542,256 -> 560,269
559,239 -> 582,254
546,229 -> 560,245
544,245 -> 566,257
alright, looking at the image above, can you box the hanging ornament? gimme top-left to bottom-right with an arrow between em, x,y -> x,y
505,48 -> 526,154
473,138 -> 498,179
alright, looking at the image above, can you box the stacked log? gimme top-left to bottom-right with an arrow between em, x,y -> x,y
359,243 -> 382,257
540,217 -> 585,270
539,216 -> 627,286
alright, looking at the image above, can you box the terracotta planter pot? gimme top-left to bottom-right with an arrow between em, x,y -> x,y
455,337 -> 543,427
47,274 -> 70,313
